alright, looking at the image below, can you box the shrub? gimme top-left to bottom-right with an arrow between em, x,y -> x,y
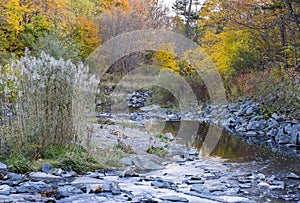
230,67 -> 300,119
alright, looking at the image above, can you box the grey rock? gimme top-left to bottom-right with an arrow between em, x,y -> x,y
0,185 -> 11,195
53,168 -> 63,176
278,134 -> 291,144
269,181 -> 284,190
272,113 -> 284,121
246,131 -> 257,137
287,172 -> 300,179
171,147 -> 189,158
16,181 -> 52,193
57,194 -> 108,203
188,149 -> 199,156
160,196 -> 188,202
72,177 -> 103,185
266,118 -> 279,129
245,106 -> 256,115
119,157 -> 133,166
247,120 -> 265,131
284,124 -> 296,135
0,194 -> 26,202
132,155 -> 164,171
165,133 -> 175,141
119,166 -> 139,177
61,171 -> 77,178
267,128 -> 278,137
166,113 -> 181,121
190,184 -> 211,195
102,181 -> 121,195
184,179 -> 205,185
239,183 -> 252,189
0,162 -> 8,174
151,180 -> 172,189
57,185 -> 83,198
40,163 -> 52,173
7,173 -> 24,182
29,172 -> 61,179
238,178 -> 251,184
257,173 -> 265,180
258,182 -> 270,188
219,196 -> 255,203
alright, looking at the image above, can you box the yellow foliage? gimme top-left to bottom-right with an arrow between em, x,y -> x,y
202,28 -> 254,74
71,17 -> 100,58
152,44 -> 195,76
153,44 -> 180,73
102,0 -> 130,13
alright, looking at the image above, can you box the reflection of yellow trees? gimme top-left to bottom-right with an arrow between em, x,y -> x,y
161,121 -> 261,160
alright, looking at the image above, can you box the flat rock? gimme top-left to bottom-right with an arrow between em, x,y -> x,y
56,194 -> 109,203
72,177 -> 104,185
0,185 -> 11,195
160,196 -> 189,202
16,181 -> 52,193
131,155 -> 165,171
29,172 -> 61,179
57,185 -> 84,198
190,184 -> 211,195
287,172 -> 300,179
219,196 -> 255,203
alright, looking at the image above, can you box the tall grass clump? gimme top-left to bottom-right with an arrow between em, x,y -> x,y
0,50 -> 97,160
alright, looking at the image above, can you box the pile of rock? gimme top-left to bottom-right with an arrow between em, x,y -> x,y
127,91 -> 152,108
199,100 -> 300,154
166,110 -> 181,121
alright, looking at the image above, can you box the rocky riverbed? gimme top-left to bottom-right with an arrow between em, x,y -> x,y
1,96 -> 299,202
0,150 -> 299,203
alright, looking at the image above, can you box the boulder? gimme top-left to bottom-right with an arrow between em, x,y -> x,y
40,163 -> 52,173
0,163 -> 8,174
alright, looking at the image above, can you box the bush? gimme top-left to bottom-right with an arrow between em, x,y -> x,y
230,67 -> 300,119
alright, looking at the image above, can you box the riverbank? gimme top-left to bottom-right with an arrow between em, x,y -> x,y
122,98 -> 300,157
0,120 -> 299,202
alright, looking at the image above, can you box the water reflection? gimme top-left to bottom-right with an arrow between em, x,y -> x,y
159,121 -> 262,161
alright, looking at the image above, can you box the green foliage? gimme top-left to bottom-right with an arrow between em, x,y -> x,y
147,146 -> 168,158
154,133 -> 171,143
21,15 -> 52,49
0,144 -> 103,173
4,153 -> 34,174
32,31 -> 81,61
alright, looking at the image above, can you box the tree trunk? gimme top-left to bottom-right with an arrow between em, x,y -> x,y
284,0 -> 300,27
185,0 -> 193,38
280,18 -> 288,69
